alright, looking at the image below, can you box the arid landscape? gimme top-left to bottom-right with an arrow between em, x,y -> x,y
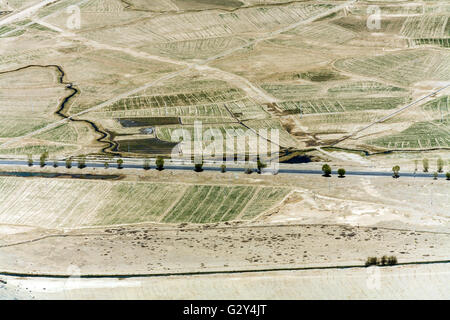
0,0 -> 449,300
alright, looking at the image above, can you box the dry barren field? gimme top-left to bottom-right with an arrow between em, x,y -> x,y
0,0 -> 448,162
0,0 -> 449,299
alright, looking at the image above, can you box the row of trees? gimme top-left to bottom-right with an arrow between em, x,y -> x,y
25,153 -> 450,179
322,163 -> 450,180
417,158 -> 446,173
365,255 -> 398,267
321,164 -> 346,177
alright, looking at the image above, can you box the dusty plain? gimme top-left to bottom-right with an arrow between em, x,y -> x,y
0,0 -> 449,299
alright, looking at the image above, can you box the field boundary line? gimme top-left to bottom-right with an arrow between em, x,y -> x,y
333,84 -> 450,145
1,260 -> 449,279
0,0 -> 356,149
157,184 -> 190,222
234,186 -> 262,221
250,189 -> 296,222
1,220 -> 449,249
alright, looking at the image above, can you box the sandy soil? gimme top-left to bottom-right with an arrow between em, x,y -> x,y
1,263 -> 449,299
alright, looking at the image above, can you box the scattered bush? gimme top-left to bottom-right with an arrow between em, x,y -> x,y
257,159 -> 267,174
65,158 -> 72,169
27,154 -> 33,167
156,156 -> 164,171
322,164 -> 331,177
392,165 -> 400,178
365,255 -> 398,266
387,256 -> 398,265
437,158 -> 444,173
143,158 -> 150,170
53,160 -> 58,168
117,158 -> 124,170
39,152 -> 48,168
220,164 -> 226,173
433,172 -> 438,180
337,168 -> 346,178
365,257 -> 378,266
423,158 -> 429,172
446,172 -> 450,180
194,161 -> 204,172
78,156 -> 86,169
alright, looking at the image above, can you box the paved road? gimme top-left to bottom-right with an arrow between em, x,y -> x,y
0,159 -> 446,179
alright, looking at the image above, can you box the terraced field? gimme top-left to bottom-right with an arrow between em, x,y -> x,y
1,0 -> 449,158
400,15 -> 448,39
0,177 -> 290,228
79,3 -> 333,47
0,66 -> 66,139
334,49 -> 450,86
367,120 -> 450,150
277,97 -> 409,114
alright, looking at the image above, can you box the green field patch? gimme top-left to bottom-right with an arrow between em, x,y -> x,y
335,49 -> 450,86
0,144 -> 77,156
411,38 -> 450,48
261,84 -> 321,100
294,68 -> 349,82
95,182 -> 186,225
106,89 -> 245,111
240,187 -> 290,220
327,81 -> 407,95
423,96 -> 450,117
367,120 -> 450,149
162,185 -> 289,223
34,123 -> 79,143
0,119 -> 52,138
278,97 -> 408,114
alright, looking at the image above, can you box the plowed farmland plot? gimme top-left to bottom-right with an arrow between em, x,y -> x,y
285,22 -> 357,44
0,66 -> 66,138
335,49 -> 450,86
0,177 -> 290,228
77,3 -> 333,48
162,185 -> 290,223
277,97 -> 408,114
400,15 -> 449,38
367,120 -> 450,150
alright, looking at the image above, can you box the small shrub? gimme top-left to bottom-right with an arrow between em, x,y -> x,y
143,158 -> 150,170
257,159 -> 267,174
65,158 -> 72,169
39,152 -> 48,168
78,156 -> 86,169
244,167 -> 253,174
156,156 -> 164,171
422,158 -> 429,172
322,164 -> 332,177
104,161 -> 109,169
117,158 -> 124,170
433,172 -> 438,180
220,164 -> 226,173
446,172 -> 450,180
337,168 -> 346,178
387,256 -> 398,265
194,162 -> 204,172
365,257 -> 378,267
437,158 -> 444,173
53,160 -> 58,168
392,165 -> 400,178
27,154 -> 33,167
380,255 -> 388,266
